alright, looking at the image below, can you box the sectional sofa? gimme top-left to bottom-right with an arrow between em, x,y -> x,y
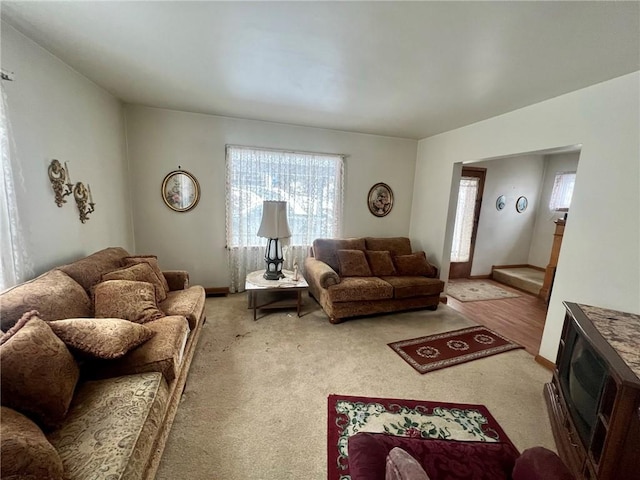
0,247 -> 206,480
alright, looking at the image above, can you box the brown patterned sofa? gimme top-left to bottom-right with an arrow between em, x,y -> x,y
304,237 -> 444,323
0,247 -> 206,480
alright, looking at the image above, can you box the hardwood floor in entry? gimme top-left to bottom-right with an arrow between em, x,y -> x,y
446,279 -> 547,356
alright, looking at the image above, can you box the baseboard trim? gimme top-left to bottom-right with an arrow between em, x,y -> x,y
204,287 -> 230,297
535,354 -> 555,371
468,274 -> 491,279
491,264 -> 545,272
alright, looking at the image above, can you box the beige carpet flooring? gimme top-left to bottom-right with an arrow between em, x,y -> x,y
156,293 -> 555,479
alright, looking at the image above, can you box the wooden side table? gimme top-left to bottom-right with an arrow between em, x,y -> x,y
245,270 -> 309,320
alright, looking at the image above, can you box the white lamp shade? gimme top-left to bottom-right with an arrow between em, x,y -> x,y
257,201 -> 291,239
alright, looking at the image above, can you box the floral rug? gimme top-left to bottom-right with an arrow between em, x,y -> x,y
446,280 -> 519,302
327,394 -> 514,480
388,326 -> 523,374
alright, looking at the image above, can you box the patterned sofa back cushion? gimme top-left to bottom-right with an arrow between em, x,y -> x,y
312,238 -> 366,273
0,270 -> 91,332
365,237 -> 412,257
58,247 -> 130,292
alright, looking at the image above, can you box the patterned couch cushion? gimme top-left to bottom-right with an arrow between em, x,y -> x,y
327,277 -> 394,303
159,285 -> 206,330
94,280 -> 164,324
47,372 -> 169,480
313,238 -> 366,273
102,262 -> 168,302
393,252 -> 437,278
337,250 -> 373,277
48,318 -> 155,359
84,315 -> 190,383
365,250 -> 397,276
381,277 -> 445,299
58,247 -> 130,292
0,269 -> 91,332
122,255 -> 171,293
365,237 -> 413,257
0,406 -> 64,480
0,312 -> 80,430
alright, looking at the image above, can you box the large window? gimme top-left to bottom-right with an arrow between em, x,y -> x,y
549,172 -> 576,212
225,145 -> 344,291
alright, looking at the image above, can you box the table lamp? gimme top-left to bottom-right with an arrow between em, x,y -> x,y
257,201 -> 291,280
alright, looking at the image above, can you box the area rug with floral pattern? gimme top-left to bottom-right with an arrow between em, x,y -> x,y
388,326 -> 523,374
447,280 -> 520,302
327,394 -> 515,480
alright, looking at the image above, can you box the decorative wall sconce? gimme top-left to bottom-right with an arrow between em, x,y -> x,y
48,159 -> 73,207
73,182 -> 95,223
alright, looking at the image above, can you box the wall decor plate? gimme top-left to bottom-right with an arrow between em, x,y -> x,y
496,195 -> 506,211
516,196 -> 528,213
368,182 -> 393,217
162,169 -> 200,212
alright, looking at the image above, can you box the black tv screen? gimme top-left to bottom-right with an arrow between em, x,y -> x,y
560,325 -> 608,446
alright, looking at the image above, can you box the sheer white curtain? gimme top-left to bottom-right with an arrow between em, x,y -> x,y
226,146 -> 344,292
450,177 -> 479,263
1,84 -> 32,291
549,172 -> 576,211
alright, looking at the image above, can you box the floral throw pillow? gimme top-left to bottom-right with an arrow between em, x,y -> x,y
122,256 -> 170,293
393,252 -> 437,278
94,280 -> 164,324
0,406 -> 64,479
49,318 -> 155,359
102,262 -> 167,302
0,311 -> 79,430
337,250 -> 372,277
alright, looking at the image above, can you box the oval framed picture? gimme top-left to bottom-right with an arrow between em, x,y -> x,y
516,196 -> 528,213
496,195 -> 506,211
368,182 -> 394,217
161,170 -> 200,212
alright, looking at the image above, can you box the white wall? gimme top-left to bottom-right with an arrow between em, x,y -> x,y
528,152 -> 580,268
410,72 -> 640,362
1,22 -> 133,275
468,154 -> 545,276
124,105 -> 418,288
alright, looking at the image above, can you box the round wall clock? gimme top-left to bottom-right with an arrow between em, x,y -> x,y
516,196 -> 528,213
496,195 -> 506,211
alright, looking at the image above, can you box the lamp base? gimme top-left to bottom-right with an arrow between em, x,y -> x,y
263,238 -> 285,280
263,270 -> 285,280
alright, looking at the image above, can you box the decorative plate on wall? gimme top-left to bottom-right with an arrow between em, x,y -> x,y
162,169 -> 200,212
496,195 -> 506,211
516,196 -> 528,213
368,183 -> 393,217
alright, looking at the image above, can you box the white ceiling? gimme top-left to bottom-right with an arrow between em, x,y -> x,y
2,1 -> 639,139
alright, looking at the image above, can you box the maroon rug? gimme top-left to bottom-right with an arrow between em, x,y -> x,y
388,326 -> 523,374
327,394 -> 515,480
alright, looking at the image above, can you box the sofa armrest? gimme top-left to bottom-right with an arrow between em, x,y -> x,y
162,270 -> 189,291
304,257 -> 340,289
512,447 -> 575,480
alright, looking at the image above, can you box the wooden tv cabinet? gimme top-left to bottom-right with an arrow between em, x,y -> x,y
544,302 -> 640,480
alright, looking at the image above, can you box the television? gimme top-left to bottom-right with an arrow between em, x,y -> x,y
544,302 -> 640,480
557,322 -> 608,446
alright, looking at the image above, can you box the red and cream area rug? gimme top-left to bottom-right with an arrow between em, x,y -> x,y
447,280 -> 520,302
327,394 -> 515,480
388,326 -> 523,374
